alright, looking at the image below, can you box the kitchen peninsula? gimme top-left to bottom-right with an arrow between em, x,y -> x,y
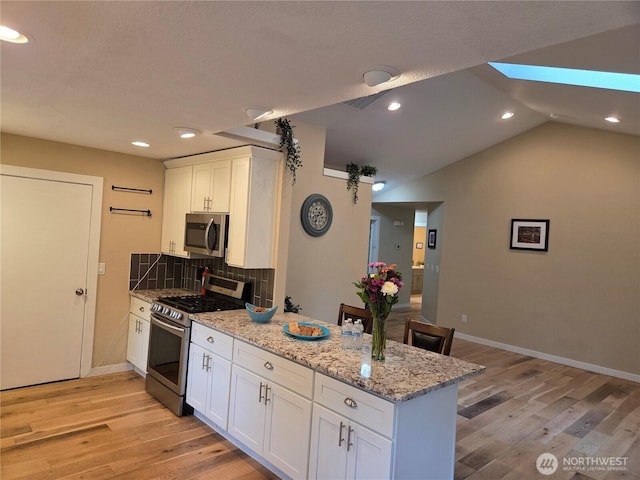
190,308 -> 484,480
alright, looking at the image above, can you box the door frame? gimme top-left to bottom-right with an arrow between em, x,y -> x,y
0,164 -> 103,378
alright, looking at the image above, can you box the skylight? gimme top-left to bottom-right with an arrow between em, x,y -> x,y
488,62 -> 640,93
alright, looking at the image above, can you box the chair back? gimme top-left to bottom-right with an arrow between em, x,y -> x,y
403,319 -> 455,356
338,303 -> 373,334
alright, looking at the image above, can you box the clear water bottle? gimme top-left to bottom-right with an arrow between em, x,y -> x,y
360,342 -> 372,378
352,319 -> 363,352
341,318 -> 353,350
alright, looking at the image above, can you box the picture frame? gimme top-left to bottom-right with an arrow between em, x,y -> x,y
415,242 -> 424,249
510,219 -> 550,251
427,229 -> 437,249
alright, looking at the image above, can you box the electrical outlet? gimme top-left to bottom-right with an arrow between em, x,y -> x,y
461,314 -> 468,323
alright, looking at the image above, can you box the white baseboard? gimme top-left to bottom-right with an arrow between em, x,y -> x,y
455,332 -> 640,383
85,363 -> 133,377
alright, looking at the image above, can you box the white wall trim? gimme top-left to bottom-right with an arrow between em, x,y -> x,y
87,363 -> 133,377
0,164 -> 103,380
456,332 -> 640,383
323,168 -> 375,184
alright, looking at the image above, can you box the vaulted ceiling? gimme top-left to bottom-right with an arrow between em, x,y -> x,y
2,2 -> 638,196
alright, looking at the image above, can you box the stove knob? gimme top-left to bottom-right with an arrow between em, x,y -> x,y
162,307 -> 169,315
176,312 -> 183,320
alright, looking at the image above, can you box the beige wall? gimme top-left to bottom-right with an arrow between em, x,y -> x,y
280,121 -> 372,323
413,226 -> 426,264
376,123 -> 640,375
1,133 -> 165,368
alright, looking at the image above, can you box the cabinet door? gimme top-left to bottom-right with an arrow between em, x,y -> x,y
138,318 -> 149,373
346,423 -> 392,480
205,352 -> 231,430
228,365 -> 265,454
191,160 -> 231,213
126,314 -> 142,369
263,382 -> 312,480
309,404 -> 348,480
161,166 -> 192,256
186,343 -> 209,413
226,157 -> 250,267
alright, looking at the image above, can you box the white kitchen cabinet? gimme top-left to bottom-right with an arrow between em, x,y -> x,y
227,341 -> 312,480
226,149 -> 281,269
309,404 -> 392,480
186,323 -> 233,430
127,296 -> 151,374
191,159 -> 231,213
161,165 -> 192,257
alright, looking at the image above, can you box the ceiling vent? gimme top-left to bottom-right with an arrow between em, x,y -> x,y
342,91 -> 388,110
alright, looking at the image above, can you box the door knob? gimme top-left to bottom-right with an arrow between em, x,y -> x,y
75,288 -> 85,296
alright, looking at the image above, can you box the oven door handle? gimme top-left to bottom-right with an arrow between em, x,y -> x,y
152,316 -> 186,333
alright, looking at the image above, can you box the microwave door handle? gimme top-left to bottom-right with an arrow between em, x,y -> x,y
204,218 -> 215,255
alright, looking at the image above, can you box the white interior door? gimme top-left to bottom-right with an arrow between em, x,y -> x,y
1,174 -> 93,389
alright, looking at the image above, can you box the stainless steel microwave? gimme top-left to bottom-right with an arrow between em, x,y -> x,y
184,213 -> 228,257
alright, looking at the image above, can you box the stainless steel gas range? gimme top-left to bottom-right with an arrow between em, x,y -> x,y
145,274 -> 250,416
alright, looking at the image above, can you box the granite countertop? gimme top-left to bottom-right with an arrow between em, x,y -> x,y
130,288 -> 194,303
192,310 -> 485,404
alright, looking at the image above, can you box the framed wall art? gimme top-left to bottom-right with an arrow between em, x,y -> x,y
510,219 -> 550,251
427,229 -> 437,249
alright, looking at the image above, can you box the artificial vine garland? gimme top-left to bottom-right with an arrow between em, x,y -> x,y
275,118 -> 302,186
346,163 -> 378,204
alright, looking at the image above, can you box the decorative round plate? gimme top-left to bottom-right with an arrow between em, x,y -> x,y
283,322 -> 330,341
300,194 -> 333,237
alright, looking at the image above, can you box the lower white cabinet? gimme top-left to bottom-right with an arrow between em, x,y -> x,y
227,342 -> 312,480
309,404 -> 392,480
127,296 -> 151,373
186,323 -> 233,430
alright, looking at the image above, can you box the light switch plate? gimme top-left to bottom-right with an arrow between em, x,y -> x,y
98,263 -> 106,275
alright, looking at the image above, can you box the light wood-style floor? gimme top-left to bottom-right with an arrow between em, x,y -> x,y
2,337 -> 638,479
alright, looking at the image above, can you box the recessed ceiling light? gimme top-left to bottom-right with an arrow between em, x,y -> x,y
174,127 -> 200,139
0,25 -> 29,44
501,111 -> 514,120
372,181 -> 386,192
489,62 -> 640,93
131,141 -> 150,148
387,102 -> 401,111
363,66 -> 401,87
604,116 -> 621,123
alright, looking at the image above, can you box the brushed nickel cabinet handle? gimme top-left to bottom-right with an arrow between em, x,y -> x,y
338,421 -> 346,447
139,306 -> 145,312
258,382 -> 265,403
264,384 -> 271,404
347,425 -> 354,451
206,336 -> 214,343
344,397 -> 358,408
264,361 -> 273,370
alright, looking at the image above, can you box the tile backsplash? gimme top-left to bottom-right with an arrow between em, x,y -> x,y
129,253 -> 275,307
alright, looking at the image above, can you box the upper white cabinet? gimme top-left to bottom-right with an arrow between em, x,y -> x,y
191,159 -> 231,213
161,165 -> 192,257
226,149 -> 281,269
163,147 -> 282,267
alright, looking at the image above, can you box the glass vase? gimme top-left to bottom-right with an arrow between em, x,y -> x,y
371,312 -> 388,361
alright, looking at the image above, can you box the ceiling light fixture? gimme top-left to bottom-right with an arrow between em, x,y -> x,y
363,66 -> 401,87
501,111 -> 514,120
0,25 -> 29,44
131,141 -> 150,148
174,127 -> 200,139
387,102 -> 401,111
604,116 -> 621,123
372,181 -> 386,192
244,107 -> 273,121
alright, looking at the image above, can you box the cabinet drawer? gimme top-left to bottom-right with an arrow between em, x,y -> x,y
191,322 -> 233,360
314,373 -> 394,438
233,340 -> 313,398
130,296 -> 151,321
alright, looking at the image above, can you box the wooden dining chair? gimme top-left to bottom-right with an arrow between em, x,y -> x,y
337,303 -> 373,334
403,319 -> 455,356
